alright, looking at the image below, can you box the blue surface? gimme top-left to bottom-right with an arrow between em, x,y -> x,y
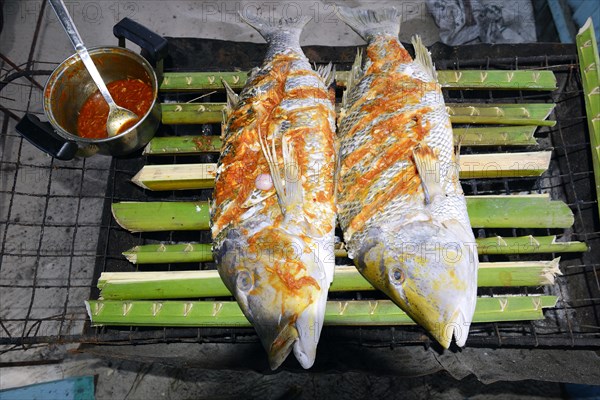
564,383 -> 600,399
549,0 -> 600,43
549,0 -> 576,42
0,376 -> 95,400
568,0 -> 600,40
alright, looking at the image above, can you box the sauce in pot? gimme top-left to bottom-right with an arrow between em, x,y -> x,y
77,78 -> 154,139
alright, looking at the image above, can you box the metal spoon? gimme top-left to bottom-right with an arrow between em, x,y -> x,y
48,0 -> 139,137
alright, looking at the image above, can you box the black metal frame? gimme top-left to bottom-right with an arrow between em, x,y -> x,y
0,4 -> 598,357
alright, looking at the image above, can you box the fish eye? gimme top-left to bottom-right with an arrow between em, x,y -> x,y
237,270 -> 254,292
390,268 -> 405,285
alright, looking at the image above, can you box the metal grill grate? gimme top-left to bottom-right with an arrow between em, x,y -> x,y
1,62 -> 112,358
1,34 -> 599,360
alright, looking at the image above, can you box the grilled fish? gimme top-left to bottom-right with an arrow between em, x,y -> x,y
336,6 -> 478,348
211,13 -> 336,369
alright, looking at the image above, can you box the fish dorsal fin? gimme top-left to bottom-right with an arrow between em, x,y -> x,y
413,143 -> 444,204
411,35 -> 437,81
221,79 -> 239,117
342,49 -> 363,109
336,6 -> 401,41
258,124 -> 303,217
317,62 -> 335,88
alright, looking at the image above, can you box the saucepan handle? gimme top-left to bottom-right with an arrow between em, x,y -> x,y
15,114 -> 78,161
113,17 -> 169,65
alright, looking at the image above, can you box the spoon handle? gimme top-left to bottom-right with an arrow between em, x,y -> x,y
48,0 -> 116,108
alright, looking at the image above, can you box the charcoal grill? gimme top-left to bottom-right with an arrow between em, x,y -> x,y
1,27 -> 599,373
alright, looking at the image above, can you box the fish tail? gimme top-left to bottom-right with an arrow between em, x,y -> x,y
336,6 -> 401,41
239,11 -> 312,44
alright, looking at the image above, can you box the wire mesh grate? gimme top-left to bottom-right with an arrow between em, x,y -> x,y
1,33 -> 599,360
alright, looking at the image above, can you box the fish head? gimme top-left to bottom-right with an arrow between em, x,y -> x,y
357,220 -> 478,349
217,227 -> 328,370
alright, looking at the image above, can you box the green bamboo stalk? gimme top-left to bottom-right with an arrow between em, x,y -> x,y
122,243 -> 348,265
160,72 -> 248,91
98,259 -> 561,301
158,70 -> 557,92
144,135 -> 222,155
447,102 -> 555,126
143,126 -> 539,157
131,151 -> 551,191
453,126 -> 538,146
122,235 -> 586,265
448,103 -> 554,120
576,18 -> 600,217
98,269 -> 226,299
159,102 -> 555,126
161,103 -> 226,125
112,202 -> 211,232
476,235 -> 587,255
458,151 -> 551,179
123,243 -> 214,264
434,70 -> 557,91
86,296 -> 558,327
465,195 -> 573,228
131,164 -> 216,191
475,258 -> 562,287
112,195 -> 574,232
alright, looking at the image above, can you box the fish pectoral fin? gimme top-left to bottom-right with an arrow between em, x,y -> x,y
241,188 -> 276,209
258,124 -> 304,216
258,124 -> 287,215
411,35 -> 437,81
413,143 -> 444,204
281,136 -> 303,208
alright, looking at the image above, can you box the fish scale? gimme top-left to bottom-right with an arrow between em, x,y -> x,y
336,6 -> 479,349
338,43 -> 461,245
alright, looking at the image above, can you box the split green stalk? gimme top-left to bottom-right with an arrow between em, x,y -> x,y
123,243 -> 214,264
144,135 -> 222,155
112,202 -> 211,232
576,18 -> 600,216
452,126 -> 538,146
447,103 -> 555,126
475,235 -> 587,254
131,151 -> 552,190
143,126 -> 539,157
86,296 -> 558,327
98,259 -> 561,300
161,103 -> 225,125
159,102 -> 555,126
122,235 -> 586,265
112,195 -> 574,232
158,70 -> 557,92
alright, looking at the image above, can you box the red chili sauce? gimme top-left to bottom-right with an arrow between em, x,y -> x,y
77,78 -> 153,139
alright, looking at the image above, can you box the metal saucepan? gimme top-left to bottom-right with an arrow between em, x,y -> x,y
16,18 -> 168,160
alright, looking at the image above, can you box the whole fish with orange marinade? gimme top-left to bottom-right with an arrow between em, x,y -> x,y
336,6 -> 479,348
211,13 -> 336,369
